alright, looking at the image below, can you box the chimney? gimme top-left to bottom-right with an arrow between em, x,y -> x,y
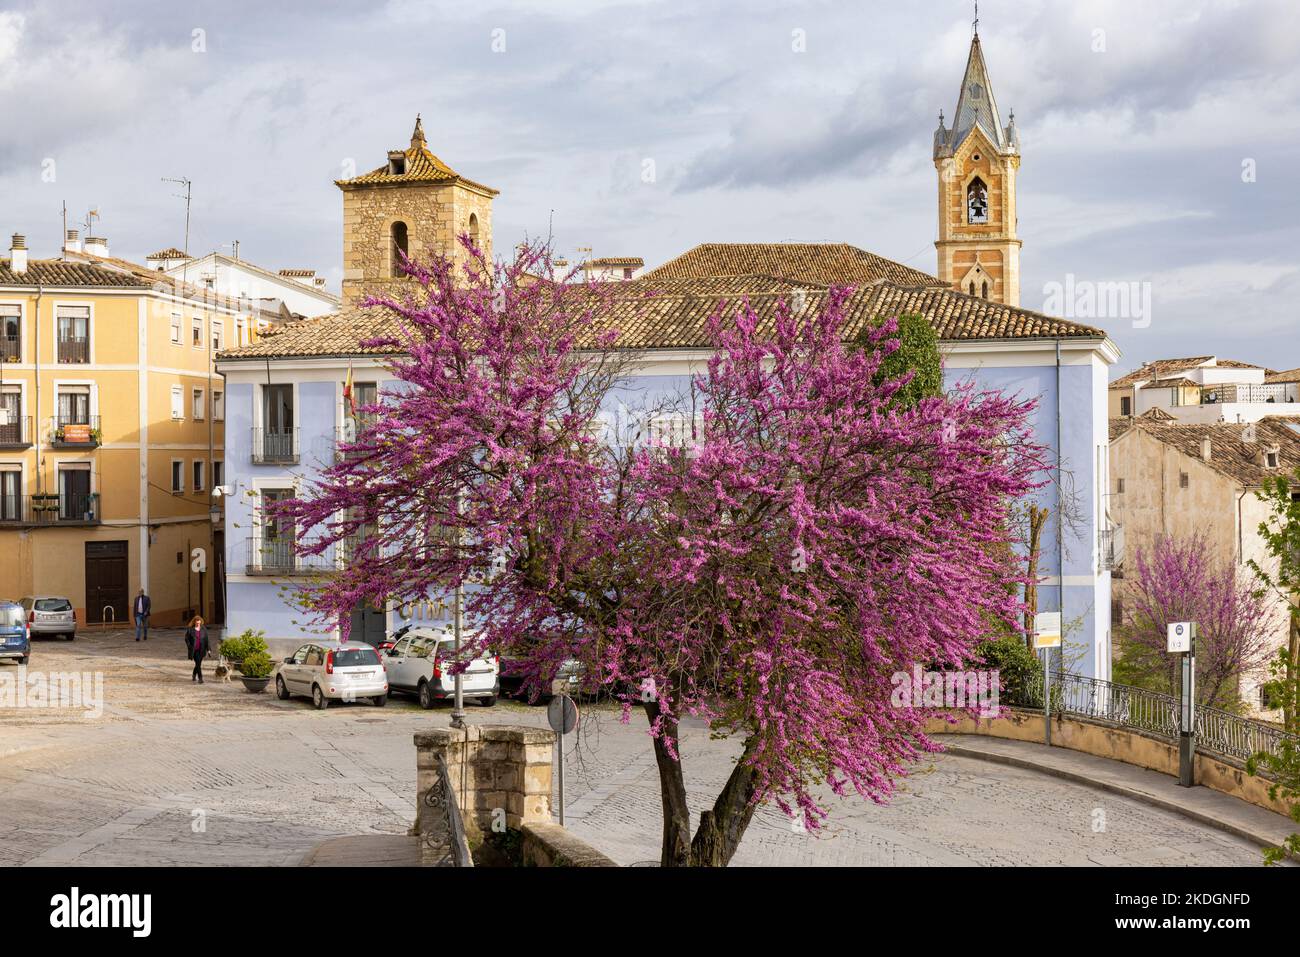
64,229 -> 82,254
9,234 -> 27,274
1200,437 -> 1212,462
84,235 -> 109,257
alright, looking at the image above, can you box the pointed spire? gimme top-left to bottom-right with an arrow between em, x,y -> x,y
949,32 -> 1007,152
410,113 -> 427,151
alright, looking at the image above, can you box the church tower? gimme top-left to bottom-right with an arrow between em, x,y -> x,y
336,115 -> 498,305
933,27 -> 1021,306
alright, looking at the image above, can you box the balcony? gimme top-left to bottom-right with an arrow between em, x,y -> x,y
56,337 -> 89,364
49,415 -> 101,448
0,415 -> 32,448
0,334 -> 19,362
0,493 -> 101,526
245,537 -> 335,576
1200,383 -> 1288,405
251,427 -> 300,464
333,421 -> 377,462
1099,526 -> 1123,572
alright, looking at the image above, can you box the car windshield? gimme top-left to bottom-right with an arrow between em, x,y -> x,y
35,598 -> 72,612
0,607 -> 22,628
335,648 -> 380,668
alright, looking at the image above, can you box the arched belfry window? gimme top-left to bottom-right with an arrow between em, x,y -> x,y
390,221 -> 409,277
467,213 -> 480,249
982,281 -> 989,299
969,282 -> 976,296
967,177 -> 989,224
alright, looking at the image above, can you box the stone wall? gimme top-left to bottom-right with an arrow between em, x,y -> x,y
926,709 -> 1292,817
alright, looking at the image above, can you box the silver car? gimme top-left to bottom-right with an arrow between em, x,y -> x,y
275,641 -> 388,710
385,627 -> 499,709
19,596 -> 76,641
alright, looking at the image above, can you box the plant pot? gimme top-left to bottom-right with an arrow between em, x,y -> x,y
239,676 -> 271,693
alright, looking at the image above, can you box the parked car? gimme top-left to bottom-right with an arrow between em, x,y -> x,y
275,641 -> 388,710
0,601 -> 31,665
500,655 -> 587,702
384,626 -> 499,709
375,624 -> 410,655
18,596 -> 76,641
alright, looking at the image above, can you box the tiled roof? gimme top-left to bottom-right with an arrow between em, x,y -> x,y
585,257 -> 644,268
1109,418 -> 1134,442
1116,417 -> 1300,488
146,248 -> 190,260
1266,367 -> 1300,384
644,243 -> 943,288
1110,356 -> 1271,388
217,272 -> 1106,361
1139,407 -> 1178,420
64,251 -> 288,319
935,34 -> 1010,158
1146,376 -> 1200,388
0,258 -> 152,288
335,116 -> 498,196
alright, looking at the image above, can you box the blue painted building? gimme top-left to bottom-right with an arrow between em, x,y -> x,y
215,34 -> 1120,676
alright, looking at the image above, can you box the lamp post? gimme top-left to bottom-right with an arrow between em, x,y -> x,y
449,489 -> 466,729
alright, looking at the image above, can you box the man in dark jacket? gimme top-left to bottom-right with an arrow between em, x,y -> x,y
133,589 -> 151,642
185,616 -> 209,683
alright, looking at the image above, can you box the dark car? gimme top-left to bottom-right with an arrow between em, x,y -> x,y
0,601 -> 31,666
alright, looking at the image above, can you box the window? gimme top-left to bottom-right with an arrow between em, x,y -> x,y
1116,478 -> 1125,494
390,221 -> 409,277
171,386 -> 184,420
58,465 -> 92,520
192,388 -> 204,420
1266,451 -> 1280,469
191,316 -> 203,348
968,282 -> 976,295
213,390 -> 224,421
1,304 -> 20,361
212,460 -> 223,489
192,460 -> 205,492
169,313 -> 181,344
468,213 -> 480,249
0,467 -> 20,522
1179,471 -> 1189,489
1120,396 -> 1132,416
56,386 -> 90,425
967,177 -> 989,224
171,460 -> 184,493
981,281 -> 989,299
56,305 -> 90,363
212,319 -> 224,352
0,387 -> 22,445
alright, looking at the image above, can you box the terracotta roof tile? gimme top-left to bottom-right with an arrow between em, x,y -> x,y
0,258 -> 152,288
1115,417 -> 1300,487
644,242 -> 943,288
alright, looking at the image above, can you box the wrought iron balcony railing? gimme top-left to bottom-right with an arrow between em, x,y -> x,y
251,427 -> 300,464
49,415 -> 101,447
0,414 -> 32,448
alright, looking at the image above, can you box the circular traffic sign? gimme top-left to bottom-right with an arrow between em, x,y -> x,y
547,694 -> 579,735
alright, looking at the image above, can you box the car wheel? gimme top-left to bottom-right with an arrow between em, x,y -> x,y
371,694 -> 387,708
479,695 -> 496,708
20,655 -> 29,666
312,685 -> 330,710
417,680 -> 435,710
276,676 -> 290,700
66,633 -> 75,641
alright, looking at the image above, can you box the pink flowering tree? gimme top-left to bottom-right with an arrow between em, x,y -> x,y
276,241 -> 1044,866
1116,534 -> 1277,708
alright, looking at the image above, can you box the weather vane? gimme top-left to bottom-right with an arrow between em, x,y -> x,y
974,1 -> 979,36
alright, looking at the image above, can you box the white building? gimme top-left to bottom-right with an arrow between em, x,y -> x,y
1109,356 -> 1300,424
159,252 -> 340,319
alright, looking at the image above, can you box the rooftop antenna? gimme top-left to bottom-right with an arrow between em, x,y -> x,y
162,176 -> 193,288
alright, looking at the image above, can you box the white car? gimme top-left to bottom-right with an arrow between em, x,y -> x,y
18,596 -> 76,641
275,641 -> 388,709
385,627 -> 499,709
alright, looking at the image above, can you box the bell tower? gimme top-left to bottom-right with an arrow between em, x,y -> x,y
336,115 -> 498,305
933,26 -> 1021,306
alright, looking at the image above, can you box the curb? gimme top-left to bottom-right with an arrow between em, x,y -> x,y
939,740 -> 1291,856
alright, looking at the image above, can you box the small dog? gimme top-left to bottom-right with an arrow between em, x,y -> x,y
213,656 -> 233,682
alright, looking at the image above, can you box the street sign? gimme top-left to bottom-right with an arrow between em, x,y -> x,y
547,694 -> 578,735
1033,612 -> 1061,649
1167,621 -> 1195,653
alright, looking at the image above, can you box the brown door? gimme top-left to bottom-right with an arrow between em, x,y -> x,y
85,540 -> 129,625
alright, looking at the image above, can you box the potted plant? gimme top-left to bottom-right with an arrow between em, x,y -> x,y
238,650 -> 274,693
218,628 -> 268,673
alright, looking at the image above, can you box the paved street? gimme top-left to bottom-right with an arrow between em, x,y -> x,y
0,630 -> 1281,866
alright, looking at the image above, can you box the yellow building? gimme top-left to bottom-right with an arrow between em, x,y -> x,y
0,233 -> 272,627
933,30 -> 1022,306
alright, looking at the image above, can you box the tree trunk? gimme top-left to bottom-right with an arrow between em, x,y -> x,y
1285,610 -> 1300,733
643,700 -> 692,867
1024,505 -> 1048,649
689,737 -> 761,867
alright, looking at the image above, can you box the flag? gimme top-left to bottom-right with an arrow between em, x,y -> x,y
343,362 -> 355,418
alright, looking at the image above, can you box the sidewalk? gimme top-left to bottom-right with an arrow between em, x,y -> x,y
937,734 -> 1297,856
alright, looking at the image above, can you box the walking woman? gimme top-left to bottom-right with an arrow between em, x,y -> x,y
185,615 -> 210,684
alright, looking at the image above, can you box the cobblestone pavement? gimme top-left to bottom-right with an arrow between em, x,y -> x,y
0,630 -> 1279,866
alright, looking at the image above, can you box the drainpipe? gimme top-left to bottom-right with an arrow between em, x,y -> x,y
1056,338 -> 1064,656
34,284 -> 43,495
1237,489 -> 1249,563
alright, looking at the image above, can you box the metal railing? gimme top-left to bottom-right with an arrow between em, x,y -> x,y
422,751 -> 472,867
56,337 -> 89,364
49,414 -> 101,447
245,537 -> 335,575
1014,670 -> 1299,764
1098,529 -> 1116,571
1200,383 -> 1288,405
251,427 -> 300,464
0,414 -> 32,447
2,492 -> 101,525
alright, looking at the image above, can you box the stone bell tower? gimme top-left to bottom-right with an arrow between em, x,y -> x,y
933,28 -> 1021,306
336,115 -> 498,304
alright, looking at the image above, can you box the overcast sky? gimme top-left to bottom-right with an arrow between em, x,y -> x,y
1,0 -> 1296,374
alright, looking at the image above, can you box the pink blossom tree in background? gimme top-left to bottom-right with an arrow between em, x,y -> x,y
276,241 -> 1045,866
1115,534 -> 1277,709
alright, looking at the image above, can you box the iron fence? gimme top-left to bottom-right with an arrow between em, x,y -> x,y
422,751 -> 472,867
